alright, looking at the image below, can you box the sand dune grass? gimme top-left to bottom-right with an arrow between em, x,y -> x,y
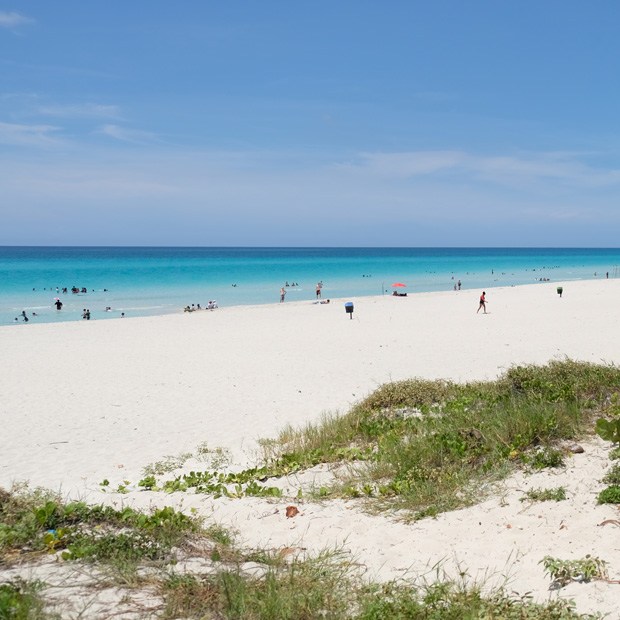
262,360 -> 620,515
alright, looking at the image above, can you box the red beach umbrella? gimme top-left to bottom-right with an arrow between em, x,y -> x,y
392,282 -> 406,287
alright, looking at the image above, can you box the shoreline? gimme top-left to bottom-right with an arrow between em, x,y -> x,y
4,273 -> 608,328
4,244 -> 620,327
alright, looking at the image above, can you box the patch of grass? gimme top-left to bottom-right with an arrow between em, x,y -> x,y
202,523 -> 240,562
541,555 -> 608,588
527,447 -> 565,470
0,486 -> 202,572
260,410 -> 374,470
0,486 -> 63,559
0,578 -> 54,619
161,549 -> 356,619
502,360 -> 620,404
142,452 -> 193,476
610,446 -> 620,460
597,485 -> 620,504
602,463 -> 620,485
521,487 -> 567,502
357,581 -> 593,619
161,550 -> 595,619
195,443 -> 233,469
62,530 -> 167,563
204,523 -> 235,547
258,360 -> 616,517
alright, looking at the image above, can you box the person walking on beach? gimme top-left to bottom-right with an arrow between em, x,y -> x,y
477,291 -> 487,314
316,281 -> 322,299
280,287 -> 286,303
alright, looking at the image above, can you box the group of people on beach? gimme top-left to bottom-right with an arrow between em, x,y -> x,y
277,278 -> 489,314
184,301 -> 218,312
14,302 -> 123,323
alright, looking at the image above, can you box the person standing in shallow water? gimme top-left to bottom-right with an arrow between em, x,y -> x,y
280,287 -> 286,303
477,291 -> 487,314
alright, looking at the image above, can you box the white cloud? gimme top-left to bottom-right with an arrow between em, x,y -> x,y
473,152 -> 620,188
345,150 -> 620,188
0,121 -> 61,146
0,11 -> 33,28
98,124 -> 159,144
38,103 -> 121,119
345,151 -> 466,177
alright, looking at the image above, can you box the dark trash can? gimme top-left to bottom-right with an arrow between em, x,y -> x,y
557,286 -> 563,298
344,302 -> 354,319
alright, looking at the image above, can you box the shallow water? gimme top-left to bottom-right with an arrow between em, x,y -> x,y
2,246 -> 619,325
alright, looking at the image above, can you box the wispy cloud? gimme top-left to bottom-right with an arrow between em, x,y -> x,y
98,124 -> 159,144
38,103 -> 121,119
0,121 -> 61,147
0,11 -> 33,29
345,150 -> 620,188
342,151 -> 466,177
1,145 -> 619,245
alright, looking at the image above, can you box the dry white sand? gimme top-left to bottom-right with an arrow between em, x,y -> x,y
2,278 -> 620,616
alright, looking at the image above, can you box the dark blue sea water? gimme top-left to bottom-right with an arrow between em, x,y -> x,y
2,247 -> 619,325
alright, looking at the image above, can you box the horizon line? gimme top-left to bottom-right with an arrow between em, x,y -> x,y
2,245 -> 620,250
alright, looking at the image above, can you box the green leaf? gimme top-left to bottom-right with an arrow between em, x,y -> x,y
596,418 -> 620,444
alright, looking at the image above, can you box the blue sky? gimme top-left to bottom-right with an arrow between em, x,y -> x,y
1,2 -> 619,246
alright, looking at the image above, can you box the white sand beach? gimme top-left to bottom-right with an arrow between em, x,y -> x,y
2,279 -> 620,617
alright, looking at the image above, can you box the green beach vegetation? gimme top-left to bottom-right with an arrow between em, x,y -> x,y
255,359 -> 620,516
540,555 -> 608,589
0,486 -> 201,581
520,486 -> 567,503
2,359 -> 619,618
0,578 -> 52,620
0,485 -> 599,619
159,554 -> 595,620
119,359 -> 620,519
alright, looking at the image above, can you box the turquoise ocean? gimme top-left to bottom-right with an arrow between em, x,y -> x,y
2,247 -> 620,326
